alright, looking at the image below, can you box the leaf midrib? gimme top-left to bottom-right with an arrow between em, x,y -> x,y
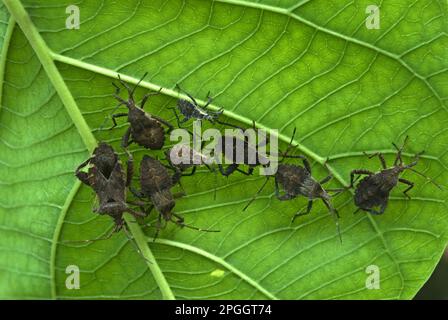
154,238 -> 279,300
2,0 -> 174,300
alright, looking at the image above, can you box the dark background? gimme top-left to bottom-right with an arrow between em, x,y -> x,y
416,248 -> 448,299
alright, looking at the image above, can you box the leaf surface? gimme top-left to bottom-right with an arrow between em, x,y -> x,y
0,0 -> 447,299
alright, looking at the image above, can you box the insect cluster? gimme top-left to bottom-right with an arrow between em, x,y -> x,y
74,74 -> 440,246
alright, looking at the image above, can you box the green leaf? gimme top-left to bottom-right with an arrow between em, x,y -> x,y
1,0 -> 447,299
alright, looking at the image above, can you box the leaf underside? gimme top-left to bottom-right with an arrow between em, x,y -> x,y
0,0 -> 447,299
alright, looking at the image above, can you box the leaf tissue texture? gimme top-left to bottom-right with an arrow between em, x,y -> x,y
0,0 -> 447,299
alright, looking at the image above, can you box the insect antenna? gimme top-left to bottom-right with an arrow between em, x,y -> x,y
98,72 -> 151,132
129,72 -> 148,98
98,105 -> 123,133
407,167 -> 443,190
170,217 -> 220,233
399,150 -> 443,190
122,225 -> 152,264
61,225 -> 118,244
281,127 -> 297,160
392,135 -> 409,166
242,177 -> 270,211
322,198 -> 342,244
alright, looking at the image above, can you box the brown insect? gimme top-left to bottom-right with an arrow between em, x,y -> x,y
165,143 -> 215,180
108,73 -> 173,150
217,121 -> 271,177
348,136 -> 440,215
171,84 -> 241,129
244,129 -> 343,241
132,155 -> 220,240
75,142 -> 146,236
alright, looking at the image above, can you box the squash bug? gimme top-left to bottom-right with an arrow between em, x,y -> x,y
107,73 -> 174,150
217,121 -> 272,177
170,84 -> 241,129
132,155 -> 220,240
74,142 -> 146,239
243,129 -> 343,241
348,136 -> 441,215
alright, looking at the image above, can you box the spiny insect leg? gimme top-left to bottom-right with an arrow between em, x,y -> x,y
349,169 -> 373,188
291,200 -> 313,223
121,127 -> 132,149
140,88 -> 162,109
320,175 -> 332,185
363,151 -> 387,169
107,113 -> 127,130
75,157 -> 93,186
399,178 -> 414,199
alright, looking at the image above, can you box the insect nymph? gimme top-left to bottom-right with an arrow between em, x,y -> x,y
348,136 -> 439,215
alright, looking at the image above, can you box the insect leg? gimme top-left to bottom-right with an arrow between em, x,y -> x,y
279,127 -> 298,160
100,113 -> 128,130
107,113 -> 128,130
75,157 -> 93,186
127,207 -> 147,219
321,198 -> 342,243
61,224 -> 117,244
127,200 -> 147,214
171,213 -> 220,233
274,177 -> 294,201
349,169 -> 373,188
153,115 -> 175,133
319,175 -> 332,185
399,178 -> 414,199
243,177 -> 270,211
153,214 -> 163,242
218,163 -> 238,177
181,166 -> 197,177
274,176 -> 281,199
175,84 -> 199,106
125,152 -> 134,187
302,158 -> 312,174
140,88 -> 162,109
202,93 -> 213,109
121,127 -> 132,149
291,200 -> 313,223
215,119 -> 244,130
168,107 -> 185,128
363,151 -> 387,169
